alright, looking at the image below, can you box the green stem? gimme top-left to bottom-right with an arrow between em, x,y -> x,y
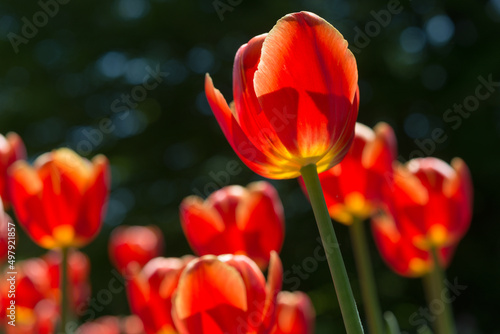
60,247 -> 69,334
300,163 -> 364,334
422,247 -> 456,334
349,217 -> 385,334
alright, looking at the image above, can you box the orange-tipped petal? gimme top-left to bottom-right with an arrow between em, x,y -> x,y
205,74 -> 276,178
74,155 -> 110,245
174,256 -> 249,334
260,251 -> 284,334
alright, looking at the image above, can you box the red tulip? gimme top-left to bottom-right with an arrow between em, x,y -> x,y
0,258 -> 52,331
271,291 -> 315,334
371,213 -> 456,277
373,158 -> 472,276
3,299 -> 58,334
109,225 -> 164,275
8,148 -> 110,249
172,252 -> 282,334
180,181 -> 284,269
43,249 -> 91,311
205,11 -> 359,179
300,122 -> 396,224
127,256 -> 194,334
0,132 -> 26,208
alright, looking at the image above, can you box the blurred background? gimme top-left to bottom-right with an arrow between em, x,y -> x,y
1,0 -> 499,332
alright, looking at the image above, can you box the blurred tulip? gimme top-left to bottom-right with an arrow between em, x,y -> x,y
4,299 -> 58,334
373,157 -> 472,276
43,249 -> 91,311
371,213 -> 456,277
300,122 -> 397,225
76,315 -> 145,334
127,256 -> 194,334
8,148 -> 110,249
0,132 -> 26,208
271,291 -> 315,334
180,181 -> 284,269
205,11 -> 358,179
172,252 -> 282,334
0,258 -> 52,330
109,225 -> 164,275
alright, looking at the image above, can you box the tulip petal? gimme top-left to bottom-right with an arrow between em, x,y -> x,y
74,155 -> 110,244
259,251 -> 284,334
205,74 -> 284,178
254,11 -> 358,160
236,182 -> 285,267
8,161 -> 55,246
174,256 -> 248,333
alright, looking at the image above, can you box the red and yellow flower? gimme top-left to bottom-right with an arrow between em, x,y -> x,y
180,181 -> 284,269
8,148 -> 110,249
372,157 -> 473,276
205,11 -> 358,179
300,122 -> 396,224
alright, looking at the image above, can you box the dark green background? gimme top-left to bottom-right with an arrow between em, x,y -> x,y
1,0 -> 499,332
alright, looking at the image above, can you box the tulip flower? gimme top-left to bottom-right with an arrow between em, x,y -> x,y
180,181 -> 284,269
43,249 -> 91,311
8,148 -> 110,249
271,291 -> 315,334
4,299 -> 58,334
383,158 -> 472,259
109,225 -> 164,275
172,252 -> 282,334
0,132 -> 26,208
205,11 -> 358,180
1,258 -> 51,324
127,256 -> 194,334
371,212 -> 457,277
303,122 -> 397,225
206,11 -> 363,332
373,158 -> 472,334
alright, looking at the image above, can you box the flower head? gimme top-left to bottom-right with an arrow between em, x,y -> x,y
8,148 -> 110,249
180,181 -> 284,269
206,11 -> 358,179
